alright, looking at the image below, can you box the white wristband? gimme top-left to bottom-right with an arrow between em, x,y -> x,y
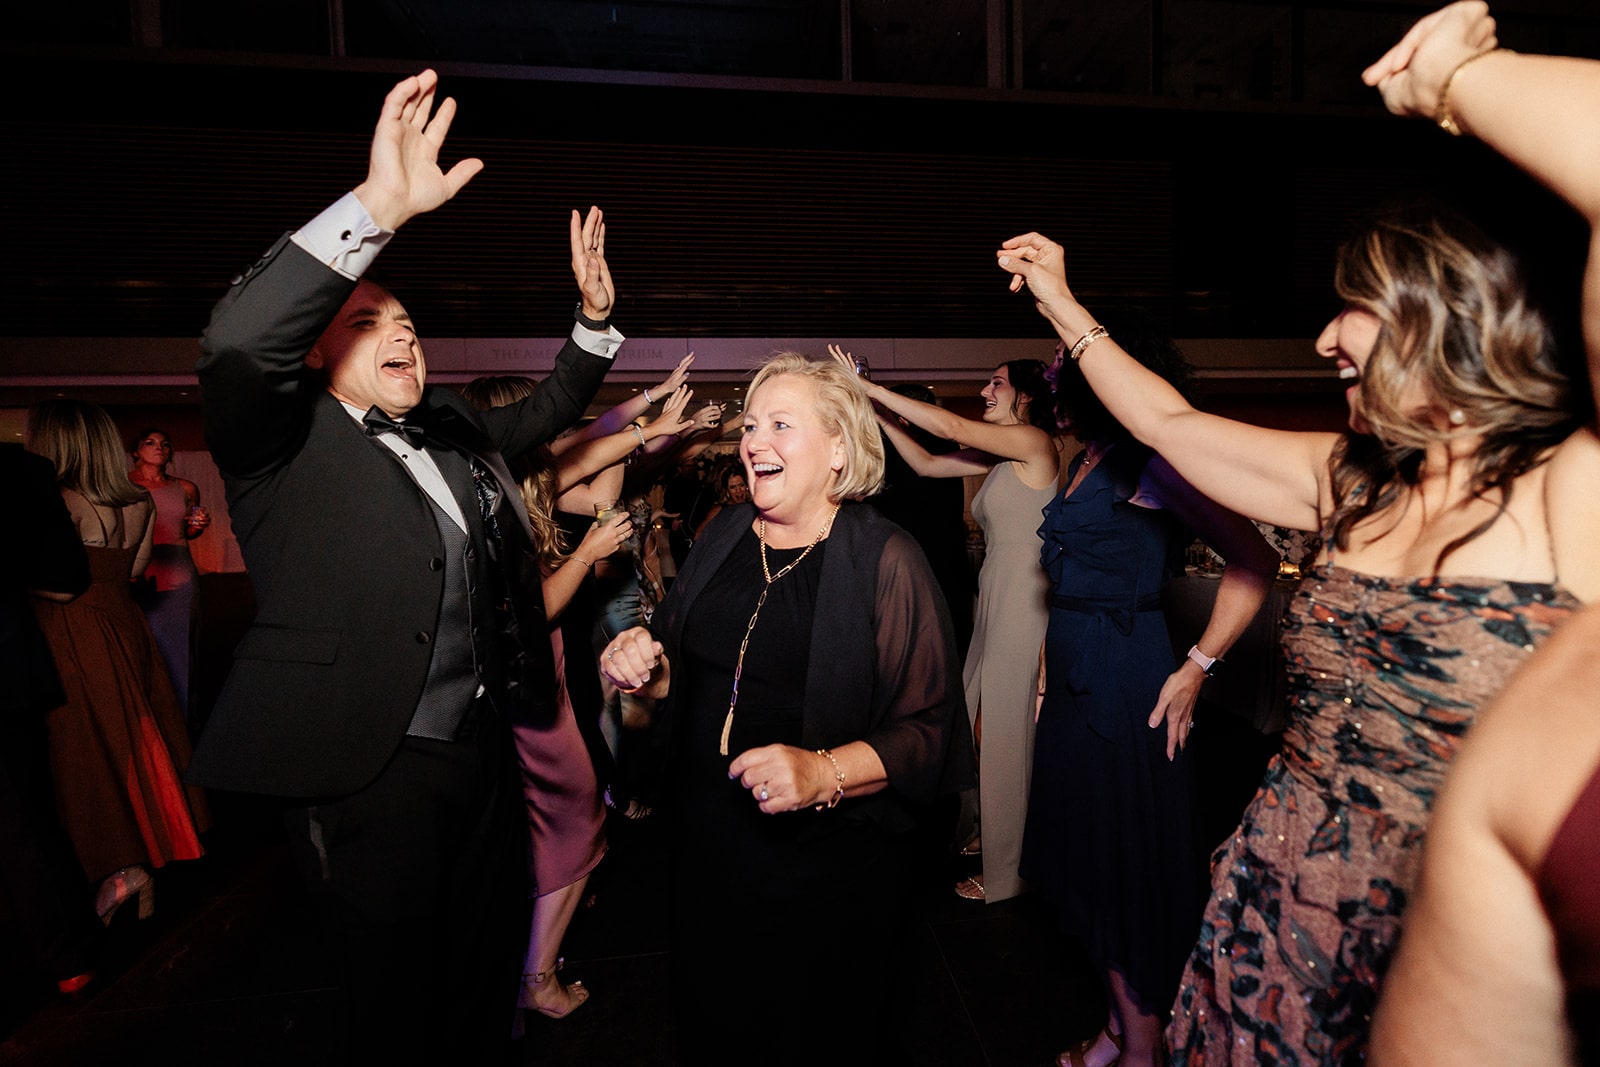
1186,644 -> 1220,676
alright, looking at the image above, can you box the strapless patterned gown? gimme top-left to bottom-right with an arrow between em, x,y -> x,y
1167,565 -> 1578,1065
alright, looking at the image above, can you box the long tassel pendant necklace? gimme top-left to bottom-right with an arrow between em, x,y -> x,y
719,502 -> 842,756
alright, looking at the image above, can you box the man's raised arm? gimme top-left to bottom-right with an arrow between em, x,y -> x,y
197,70 -> 481,479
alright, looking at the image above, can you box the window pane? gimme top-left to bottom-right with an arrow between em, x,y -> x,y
345,0 -> 842,79
851,0 -> 986,86
2,0 -> 129,46
162,0 -> 331,54
1021,1 -> 1152,94
1161,1 -> 1291,103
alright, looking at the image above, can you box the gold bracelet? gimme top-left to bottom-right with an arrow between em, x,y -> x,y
814,748 -> 845,811
1069,324 -> 1110,361
570,554 -> 591,570
1436,49 -> 1502,137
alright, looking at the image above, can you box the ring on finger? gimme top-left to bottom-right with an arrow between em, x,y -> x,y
758,785 -> 770,802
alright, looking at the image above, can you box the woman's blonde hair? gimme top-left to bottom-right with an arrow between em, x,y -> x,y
458,375 -> 568,566
27,399 -> 146,508
1327,207 -> 1579,567
746,353 -> 885,502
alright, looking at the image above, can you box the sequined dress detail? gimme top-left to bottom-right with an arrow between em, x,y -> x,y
1167,565 -> 1578,1064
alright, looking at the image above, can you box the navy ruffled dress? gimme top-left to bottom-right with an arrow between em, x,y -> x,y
1020,442 -> 1207,1011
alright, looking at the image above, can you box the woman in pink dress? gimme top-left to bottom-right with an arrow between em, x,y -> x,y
128,428 -> 209,721
462,370 -> 698,1019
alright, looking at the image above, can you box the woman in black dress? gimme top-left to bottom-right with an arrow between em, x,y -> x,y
602,352 -> 973,1065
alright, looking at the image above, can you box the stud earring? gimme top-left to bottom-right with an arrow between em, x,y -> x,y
1448,408 -> 1467,426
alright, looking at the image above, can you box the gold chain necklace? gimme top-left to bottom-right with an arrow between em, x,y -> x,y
718,502 -> 842,756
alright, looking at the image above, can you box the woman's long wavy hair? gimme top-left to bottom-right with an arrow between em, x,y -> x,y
458,375 -> 568,566
1325,207 -> 1579,570
27,399 -> 147,508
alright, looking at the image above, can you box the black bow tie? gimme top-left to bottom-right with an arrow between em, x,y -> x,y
363,406 -> 427,449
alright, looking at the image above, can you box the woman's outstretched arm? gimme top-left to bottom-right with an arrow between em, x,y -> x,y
542,512 -> 634,619
548,352 -> 696,457
829,344 -> 1059,487
875,411 -> 999,480
996,235 -> 1337,531
552,385 -> 695,494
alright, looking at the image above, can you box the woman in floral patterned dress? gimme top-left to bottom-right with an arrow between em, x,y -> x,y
1363,4 -> 1600,1063
996,196 -> 1600,1062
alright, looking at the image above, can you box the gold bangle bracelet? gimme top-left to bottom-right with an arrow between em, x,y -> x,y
1436,49 -> 1503,137
1070,324 -> 1110,362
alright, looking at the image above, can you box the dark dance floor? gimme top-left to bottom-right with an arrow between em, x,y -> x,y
0,708 -> 1277,1067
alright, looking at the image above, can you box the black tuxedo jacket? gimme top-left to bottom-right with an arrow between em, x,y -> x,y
189,235 -> 610,798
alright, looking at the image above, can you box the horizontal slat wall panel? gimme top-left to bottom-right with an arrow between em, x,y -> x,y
2,52 -> 1583,355
2,119 -> 1170,339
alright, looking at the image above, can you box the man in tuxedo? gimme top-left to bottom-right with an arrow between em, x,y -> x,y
188,71 -> 618,1062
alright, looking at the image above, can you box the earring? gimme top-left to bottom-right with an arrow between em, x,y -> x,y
1448,408 -> 1467,426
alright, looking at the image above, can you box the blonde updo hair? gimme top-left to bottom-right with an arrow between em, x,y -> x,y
746,353 -> 885,502
1327,207 -> 1579,568
26,398 -> 146,508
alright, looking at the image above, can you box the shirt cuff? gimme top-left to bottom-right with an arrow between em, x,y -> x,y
572,322 -> 624,360
290,191 -> 393,281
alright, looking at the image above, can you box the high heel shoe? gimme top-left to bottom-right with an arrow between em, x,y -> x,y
518,957 -> 590,1019
603,786 -> 652,821
95,866 -> 154,927
1057,1028 -> 1122,1067
56,972 -> 95,996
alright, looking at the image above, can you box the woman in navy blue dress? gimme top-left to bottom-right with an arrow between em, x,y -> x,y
1024,329 -> 1278,1067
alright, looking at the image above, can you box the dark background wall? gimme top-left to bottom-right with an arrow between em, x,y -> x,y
1,0 -> 1596,423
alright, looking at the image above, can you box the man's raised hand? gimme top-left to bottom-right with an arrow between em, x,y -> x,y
353,70 -> 484,232
571,206 -> 615,323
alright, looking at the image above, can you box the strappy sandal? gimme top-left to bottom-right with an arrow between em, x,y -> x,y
954,875 -> 986,901
1056,1029 -> 1123,1067
518,957 -> 590,1019
603,786 -> 653,821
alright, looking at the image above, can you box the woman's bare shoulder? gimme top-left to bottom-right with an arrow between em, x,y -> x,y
1542,425 -> 1600,597
1545,422 -> 1600,478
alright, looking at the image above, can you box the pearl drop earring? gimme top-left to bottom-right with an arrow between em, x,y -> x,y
1448,408 -> 1467,426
